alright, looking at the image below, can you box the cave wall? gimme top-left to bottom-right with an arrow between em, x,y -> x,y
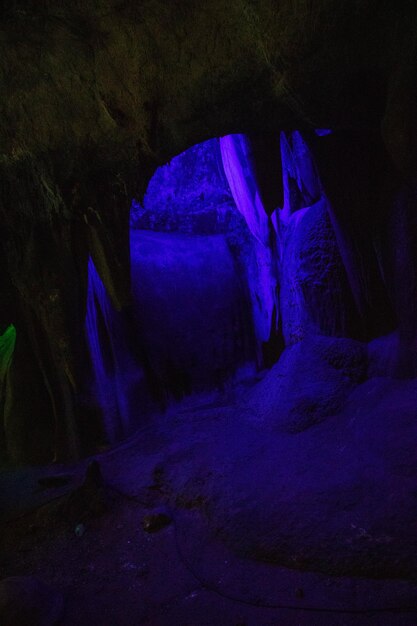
131,230 -> 254,401
130,138 -> 256,402
131,138 -> 235,234
1,1 -> 417,462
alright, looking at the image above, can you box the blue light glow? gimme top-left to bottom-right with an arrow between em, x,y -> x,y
85,257 -> 137,442
220,134 -> 279,345
85,130 -> 352,437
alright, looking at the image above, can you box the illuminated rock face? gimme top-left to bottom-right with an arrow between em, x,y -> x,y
86,138 -> 259,429
84,129 -> 399,452
130,230 -> 254,400
1,2 -> 417,462
131,138 -> 235,235
84,139 -> 258,435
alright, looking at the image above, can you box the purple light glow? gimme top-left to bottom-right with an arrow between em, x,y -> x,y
85,257 -> 136,442
220,134 -> 279,345
220,134 -> 270,246
279,131 -> 322,225
85,130 -> 352,438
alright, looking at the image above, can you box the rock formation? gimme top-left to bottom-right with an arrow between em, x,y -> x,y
1,1 -> 417,462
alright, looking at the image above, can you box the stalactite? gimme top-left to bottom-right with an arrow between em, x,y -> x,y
277,131 -> 356,343
85,257 -> 139,443
308,130 -> 398,340
220,134 -> 279,354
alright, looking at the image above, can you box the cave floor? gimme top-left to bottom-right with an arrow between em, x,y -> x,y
2,383 -> 417,625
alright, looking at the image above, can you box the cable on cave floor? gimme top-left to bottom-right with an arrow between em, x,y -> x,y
107,483 -> 417,616
4,475 -> 417,616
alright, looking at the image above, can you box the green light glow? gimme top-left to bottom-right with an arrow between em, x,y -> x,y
0,324 -> 16,383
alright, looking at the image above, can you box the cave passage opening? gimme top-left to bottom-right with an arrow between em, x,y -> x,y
84,129 -> 367,448
129,136 -> 260,403
86,135 -> 276,444
2,127 -> 402,464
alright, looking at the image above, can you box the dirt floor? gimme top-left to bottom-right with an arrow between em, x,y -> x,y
2,383 -> 417,625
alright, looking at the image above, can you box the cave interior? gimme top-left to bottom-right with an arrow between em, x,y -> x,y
2,2 -> 417,625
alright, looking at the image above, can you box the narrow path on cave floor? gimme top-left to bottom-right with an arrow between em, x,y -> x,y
2,396 -> 417,625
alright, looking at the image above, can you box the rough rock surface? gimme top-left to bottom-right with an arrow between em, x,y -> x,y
243,334 -> 366,432
156,336 -> 417,579
130,230 -> 255,399
0,576 -> 63,626
280,198 -> 356,344
1,1 -> 417,464
131,138 -> 236,235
